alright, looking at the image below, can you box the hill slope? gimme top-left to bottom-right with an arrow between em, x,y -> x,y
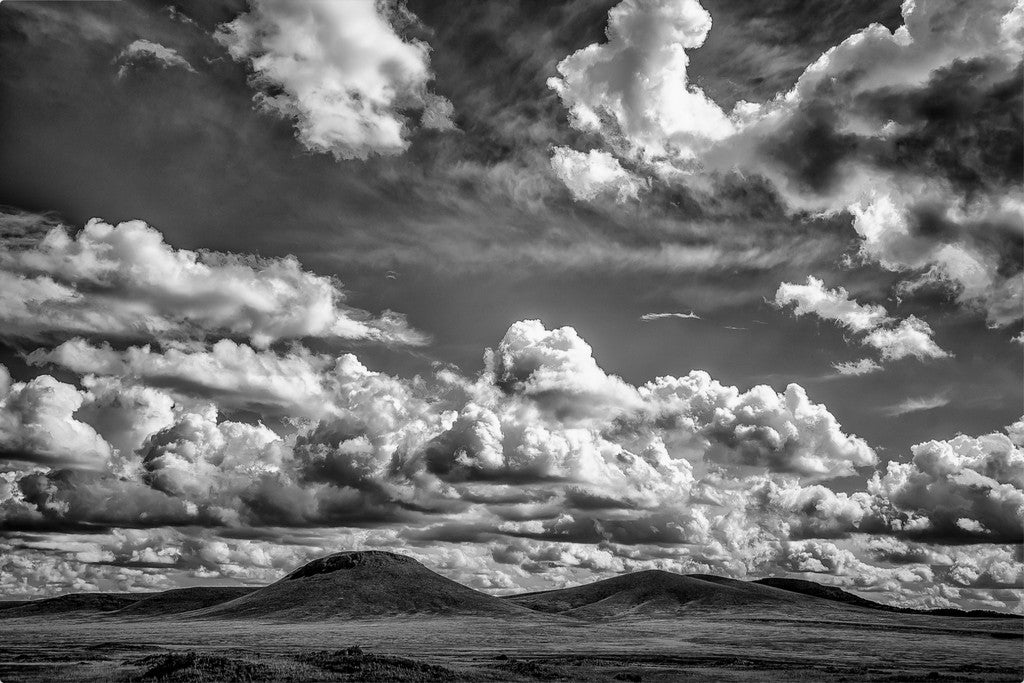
506,570 -> 843,619
756,577 -> 1022,619
194,551 -> 533,620
0,593 -> 142,619
110,587 -> 257,617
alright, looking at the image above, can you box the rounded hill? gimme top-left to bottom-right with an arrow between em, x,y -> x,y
193,551 -> 533,620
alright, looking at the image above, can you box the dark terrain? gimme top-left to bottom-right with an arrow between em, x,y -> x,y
0,551 -> 1020,681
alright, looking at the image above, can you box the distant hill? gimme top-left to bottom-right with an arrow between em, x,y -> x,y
0,593 -> 142,618
3,555 -> 1018,622
506,570 -> 824,619
193,551 -> 534,620
756,577 -> 1022,619
110,587 -> 257,617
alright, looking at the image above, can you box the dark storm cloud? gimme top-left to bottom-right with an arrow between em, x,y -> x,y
690,0 -> 905,107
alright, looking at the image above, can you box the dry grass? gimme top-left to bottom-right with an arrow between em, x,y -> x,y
0,610 -> 1020,681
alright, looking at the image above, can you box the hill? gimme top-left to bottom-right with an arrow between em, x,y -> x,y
193,550 -> 534,620
109,586 -> 257,617
0,593 -> 142,618
757,577 -> 1022,619
506,570 -> 826,619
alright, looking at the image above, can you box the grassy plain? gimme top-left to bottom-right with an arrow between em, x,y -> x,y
1,609 -> 1021,681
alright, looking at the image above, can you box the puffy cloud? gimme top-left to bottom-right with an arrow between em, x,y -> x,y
862,316 -> 950,361
0,217 -> 425,348
140,409 -> 286,503
489,320 -> 642,417
74,377 -> 177,475
746,476 -> 873,539
869,419 -> 1024,543
1,321 -> 873,538
944,546 -> 1024,589
548,0 -> 732,160
217,0 -> 454,160
0,369 -> 113,470
638,372 -> 877,478
549,148 -> 645,202
115,39 -> 195,79
776,539 -> 861,575
775,276 -> 950,363
775,276 -> 889,333
30,338 -> 335,419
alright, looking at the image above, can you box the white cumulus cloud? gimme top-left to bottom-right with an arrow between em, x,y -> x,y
217,0 -> 454,160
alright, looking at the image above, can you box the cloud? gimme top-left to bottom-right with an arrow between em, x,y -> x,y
849,195 -> 1023,328
0,216 -> 425,348
832,358 -> 882,376
637,372 -> 877,478
774,276 -> 889,333
1,319 -> 1018,611
882,393 -> 951,417
547,0 -> 732,160
29,338 -> 336,419
489,319 -> 642,418
115,39 -> 195,79
1,321 -> 874,533
727,0 -> 1024,326
862,316 -> 950,362
552,0 -> 1023,325
217,0 -> 454,160
641,311 -> 700,321
0,368 -> 113,470
549,148 -> 645,202
775,276 -> 950,363
869,418 -> 1024,543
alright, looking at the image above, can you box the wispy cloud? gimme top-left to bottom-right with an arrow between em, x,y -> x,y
641,311 -> 700,321
883,393 -> 950,417
833,358 -> 882,376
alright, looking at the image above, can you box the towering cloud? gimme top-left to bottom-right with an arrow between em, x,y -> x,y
0,369 -> 113,470
217,0 -> 455,160
548,0 -> 731,161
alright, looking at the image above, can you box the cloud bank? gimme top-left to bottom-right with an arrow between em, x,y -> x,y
0,215 -> 425,348
3,271 -> 1018,609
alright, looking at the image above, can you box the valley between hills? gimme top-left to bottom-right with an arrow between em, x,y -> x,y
1,551 -> 1021,682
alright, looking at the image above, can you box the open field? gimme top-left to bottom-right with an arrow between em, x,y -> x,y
1,611 -> 1021,682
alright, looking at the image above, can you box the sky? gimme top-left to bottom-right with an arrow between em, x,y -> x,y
0,0 -> 1021,613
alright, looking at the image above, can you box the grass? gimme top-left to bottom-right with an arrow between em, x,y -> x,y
0,610 -> 1020,682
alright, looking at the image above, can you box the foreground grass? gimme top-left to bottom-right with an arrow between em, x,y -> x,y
0,611 -> 1021,682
